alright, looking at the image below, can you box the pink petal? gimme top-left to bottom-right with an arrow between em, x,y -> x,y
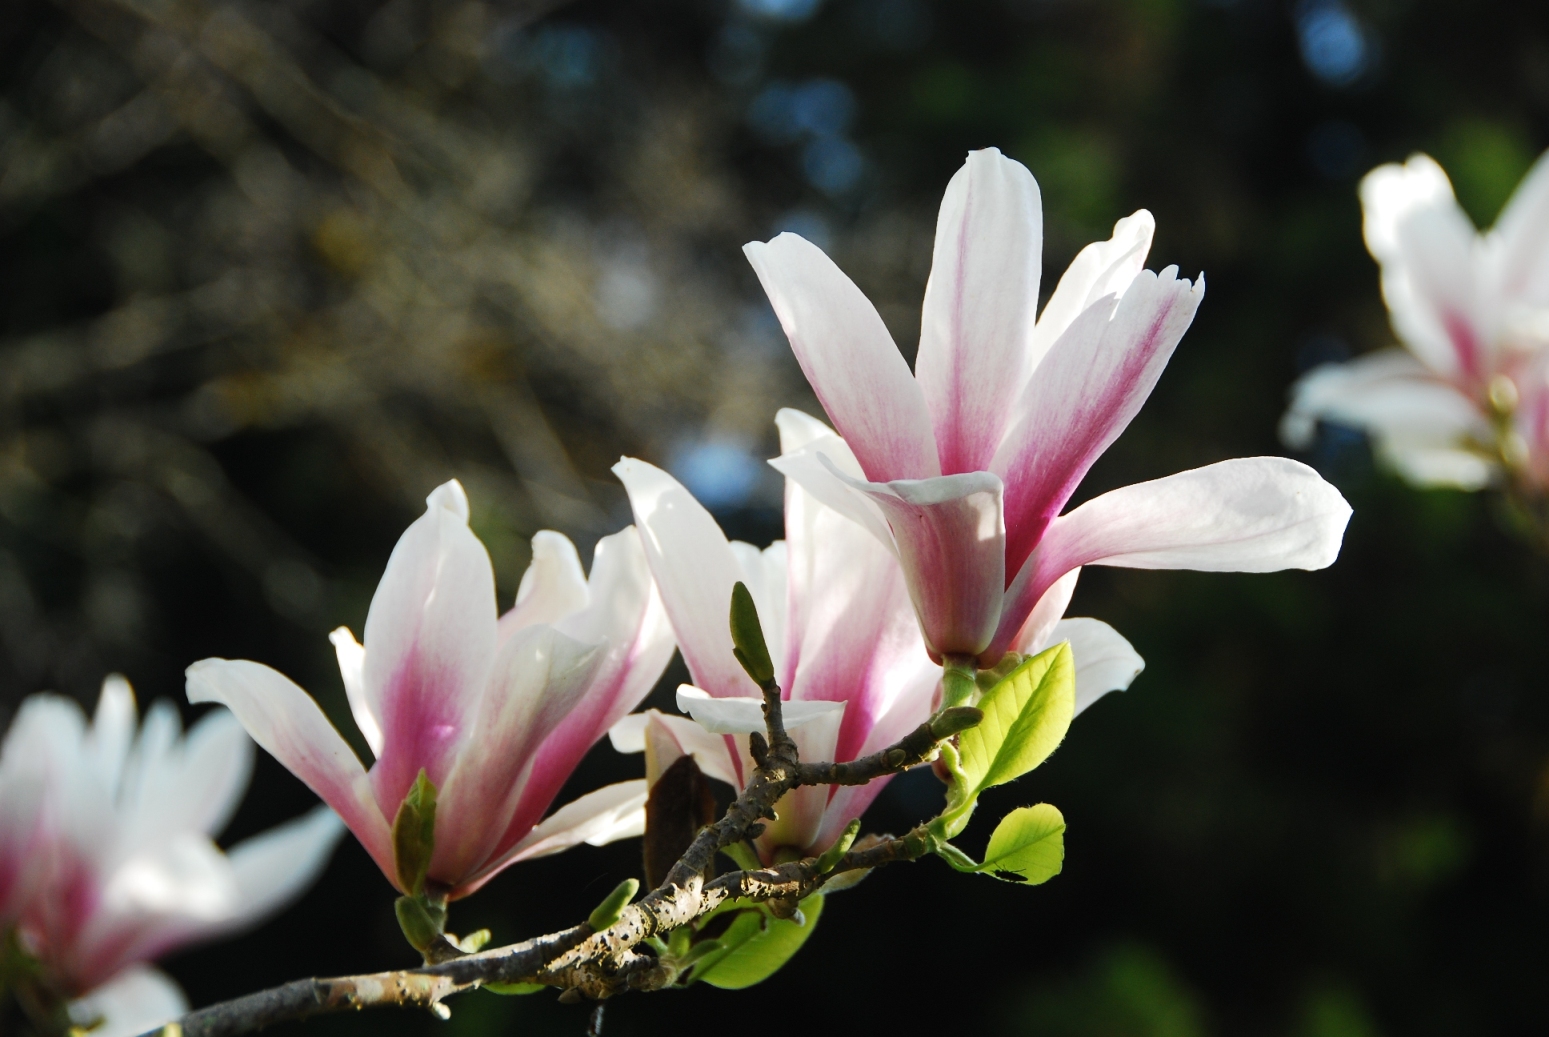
1029,210 -> 1155,365
491,526 -> 676,862
613,458 -> 761,698
744,233 -> 940,481
184,659 -> 394,886
777,414 -> 935,761
830,463 -> 1005,661
915,148 -> 1043,475
361,481 -> 499,818
994,267 -> 1205,579
1005,567 -> 1081,659
990,457 -> 1352,659
431,625 -> 600,886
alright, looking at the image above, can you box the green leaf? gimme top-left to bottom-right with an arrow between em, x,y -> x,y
943,643 -> 1074,834
729,581 -> 775,686
484,982 -> 545,995
587,878 -> 639,931
691,895 -> 826,989
683,909 -> 763,980
392,769 -> 438,896
977,804 -> 1065,884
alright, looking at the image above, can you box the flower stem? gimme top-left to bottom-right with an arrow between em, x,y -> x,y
941,654 -> 977,709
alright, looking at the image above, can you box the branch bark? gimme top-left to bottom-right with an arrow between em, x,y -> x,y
140,690 -> 966,1036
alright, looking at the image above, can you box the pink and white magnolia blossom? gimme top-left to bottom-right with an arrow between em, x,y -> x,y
1283,151 -> 1549,489
749,148 -> 1352,666
187,480 -> 675,900
0,676 -> 343,1037
608,409 -> 1146,859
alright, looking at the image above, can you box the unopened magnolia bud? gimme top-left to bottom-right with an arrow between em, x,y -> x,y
929,706 -> 983,740
395,895 -> 445,953
815,818 -> 862,874
588,878 -> 640,931
729,582 -> 775,686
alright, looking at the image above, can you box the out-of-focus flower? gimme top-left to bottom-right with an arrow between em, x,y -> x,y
748,148 -> 1352,667
608,409 -> 1146,860
186,480 -> 674,900
0,676 -> 343,1037
1282,151 -> 1549,490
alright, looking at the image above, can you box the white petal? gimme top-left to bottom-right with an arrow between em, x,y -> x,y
68,966 -> 188,1037
769,447 -> 898,554
608,710 -> 741,788
328,627 -> 381,758
184,659 -> 393,881
499,780 -> 650,865
500,530 -> 590,637
994,457 -> 1352,659
221,805 -> 345,930
774,407 -> 837,454
1487,148 -> 1549,307
1050,618 -> 1145,715
1360,155 -> 1486,378
1029,210 -> 1155,368
89,675 -> 137,801
744,233 -> 940,481
675,685 -> 846,735
361,478 -> 498,811
613,457 -> 760,698
133,707 -> 254,841
916,148 -> 1044,474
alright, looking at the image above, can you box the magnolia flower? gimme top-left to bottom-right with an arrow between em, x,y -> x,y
1282,151 -> 1549,489
187,480 -> 674,900
608,409 -> 1146,859
750,147 -> 1352,667
0,676 -> 343,1037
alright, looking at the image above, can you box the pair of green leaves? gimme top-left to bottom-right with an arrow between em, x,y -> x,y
931,642 -> 1075,885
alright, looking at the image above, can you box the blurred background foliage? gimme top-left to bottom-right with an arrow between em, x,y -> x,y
3,0 -> 1549,1033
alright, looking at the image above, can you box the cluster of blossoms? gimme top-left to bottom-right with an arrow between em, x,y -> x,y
1,148 -> 1353,1034
1283,150 -> 1549,494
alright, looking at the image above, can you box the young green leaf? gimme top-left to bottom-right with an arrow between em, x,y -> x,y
392,769 -> 438,896
976,804 -> 1065,884
941,643 -> 1074,835
691,895 -> 826,989
728,581 -> 775,686
484,982 -> 545,996
394,895 -> 445,953
814,819 -> 861,874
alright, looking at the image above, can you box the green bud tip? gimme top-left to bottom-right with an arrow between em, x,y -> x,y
728,582 -> 776,686
588,877 -> 640,931
815,818 -> 862,874
929,706 -> 984,740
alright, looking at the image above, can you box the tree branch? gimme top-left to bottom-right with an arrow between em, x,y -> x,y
141,692 -> 969,1036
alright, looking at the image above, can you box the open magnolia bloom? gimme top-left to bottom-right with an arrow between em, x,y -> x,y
187,480 -> 674,901
1282,151 -> 1549,490
750,147 -> 1352,667
608,409 -> 1146,860
0,676 -> 343,1037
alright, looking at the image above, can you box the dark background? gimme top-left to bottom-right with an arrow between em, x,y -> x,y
4,0 -> 1549,1033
